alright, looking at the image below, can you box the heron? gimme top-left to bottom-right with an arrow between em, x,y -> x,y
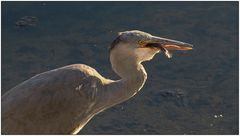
2,30 -> 193,134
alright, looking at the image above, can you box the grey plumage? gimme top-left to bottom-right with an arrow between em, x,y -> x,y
2,30 -> 193,134
2,64 -> 106,134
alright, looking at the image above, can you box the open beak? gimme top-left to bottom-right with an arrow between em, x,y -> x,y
145,35 -> 193,58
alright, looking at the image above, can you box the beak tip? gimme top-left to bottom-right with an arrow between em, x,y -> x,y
184,43 -> 194,50
186,43 -> 194,47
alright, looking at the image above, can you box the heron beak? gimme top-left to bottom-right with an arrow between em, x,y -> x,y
145,36 -> 193,58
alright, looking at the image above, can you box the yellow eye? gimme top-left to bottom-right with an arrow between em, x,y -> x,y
138,40 -> 145,45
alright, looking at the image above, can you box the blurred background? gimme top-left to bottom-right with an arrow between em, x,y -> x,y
1,1 -> 239,134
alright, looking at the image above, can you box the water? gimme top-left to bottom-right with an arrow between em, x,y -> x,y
2,2 -> 239,134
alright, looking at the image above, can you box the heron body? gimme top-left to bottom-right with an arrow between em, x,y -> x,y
2,30 -> 193,134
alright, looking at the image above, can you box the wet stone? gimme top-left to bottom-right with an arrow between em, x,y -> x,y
15,16 -> 38,27
147,88 -> 188,107
159,88 -> 185,98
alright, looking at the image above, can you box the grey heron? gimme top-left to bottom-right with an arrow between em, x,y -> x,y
2,30 -> 193,134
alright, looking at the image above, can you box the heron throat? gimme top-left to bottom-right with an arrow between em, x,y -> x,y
99,48 -> 148,109
110,53 -> 147,94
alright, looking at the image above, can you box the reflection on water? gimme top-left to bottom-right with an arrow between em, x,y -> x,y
2,2 -> 239,134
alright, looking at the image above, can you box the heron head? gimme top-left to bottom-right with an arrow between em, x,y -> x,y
110,30 -> 193,64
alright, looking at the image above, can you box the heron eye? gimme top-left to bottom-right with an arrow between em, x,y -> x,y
138,40 -> 145,45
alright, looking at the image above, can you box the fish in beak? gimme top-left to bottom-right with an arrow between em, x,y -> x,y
144,36 -> 193,58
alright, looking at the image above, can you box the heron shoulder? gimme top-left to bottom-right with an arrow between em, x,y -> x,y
59,64 -> 112,83
5,64 -> 110,95
2,64 -> 108,134
62,64 -> 101,77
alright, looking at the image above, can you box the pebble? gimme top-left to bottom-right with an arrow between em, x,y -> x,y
213,114 -> 224,118
15,16 -> 38,27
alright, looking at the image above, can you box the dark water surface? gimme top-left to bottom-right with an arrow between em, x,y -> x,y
2,2 -> 239,134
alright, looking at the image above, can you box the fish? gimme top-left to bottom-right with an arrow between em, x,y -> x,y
159,46 -> 172,58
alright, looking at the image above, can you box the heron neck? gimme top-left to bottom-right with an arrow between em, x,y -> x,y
95,59 -> 147,111
111,56 -> 147,89
120,62 -> 147,90
120,63 -> 147,99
